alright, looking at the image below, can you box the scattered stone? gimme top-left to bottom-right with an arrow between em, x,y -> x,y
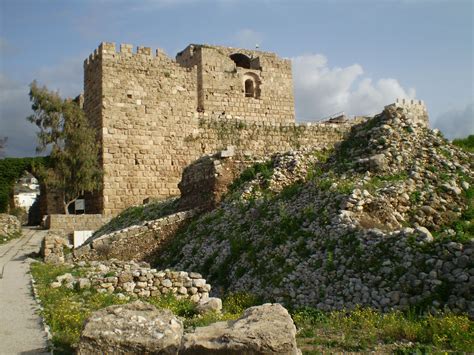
196,297 -> 222,314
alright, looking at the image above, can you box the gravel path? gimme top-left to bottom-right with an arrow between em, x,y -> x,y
0,227 -> 49,354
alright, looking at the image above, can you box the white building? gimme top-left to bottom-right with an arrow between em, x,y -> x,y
13,172 -> 40,213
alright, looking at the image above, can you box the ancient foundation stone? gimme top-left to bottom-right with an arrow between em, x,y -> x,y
41,232 -> 69,264
77,301 -> 183,355
180,303 -> 300,354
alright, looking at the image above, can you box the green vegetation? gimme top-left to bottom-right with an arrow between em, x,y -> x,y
433,186 -> 474,242
32,261 -> 473,354
0,156 -> 48,213
364,172 -> 409,192
27,81 -> 102,214
93,197 -> 179,237
30,262 -> 254,353
293,307 -> 474,353
0,230 -> 22,245
228,159 -> 274,193
452,134 -> 474,153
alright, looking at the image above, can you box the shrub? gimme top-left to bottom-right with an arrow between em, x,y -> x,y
228,160 -> 274,192
222,292 -> 262,314
452,134 -> 474,153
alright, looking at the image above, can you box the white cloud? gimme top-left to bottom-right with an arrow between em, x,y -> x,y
432,103 -> 474,140
234,29 -> 263,49
292,54 -> 415,120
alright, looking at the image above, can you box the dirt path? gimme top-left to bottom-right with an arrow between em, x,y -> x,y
0,227 -> 49,354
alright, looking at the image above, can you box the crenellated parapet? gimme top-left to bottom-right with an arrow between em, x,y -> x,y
83,42 -> 172,68
385,98 -> 429,127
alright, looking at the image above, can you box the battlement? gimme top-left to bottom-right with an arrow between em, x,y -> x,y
83,42 -> 170,67
394,98 -> 427,110
385,98 -> 429,127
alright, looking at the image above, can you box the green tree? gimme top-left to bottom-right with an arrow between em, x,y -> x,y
0,137 -> 7,157
27,81 -> 102,214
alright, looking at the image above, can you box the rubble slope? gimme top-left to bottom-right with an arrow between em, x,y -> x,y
158,104 -> 473,316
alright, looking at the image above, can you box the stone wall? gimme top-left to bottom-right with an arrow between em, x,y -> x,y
83,42 -> 360,216
73,210 -> 195,262
196,117 -> 360,157
41,232 -> 68,264
51,260 -> 212,302
178,153 -> 244,211
45,214 -> 111,235
176,44 -> 295,123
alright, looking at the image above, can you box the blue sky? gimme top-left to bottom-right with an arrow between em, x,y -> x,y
1,0 -> 473,157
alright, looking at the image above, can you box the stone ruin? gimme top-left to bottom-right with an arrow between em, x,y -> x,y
82,42 -> 369,216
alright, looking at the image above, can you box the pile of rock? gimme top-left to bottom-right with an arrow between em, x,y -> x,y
41,232 -> 69,264
77,301 -> 300,354
240,149 -> 320,200
161,104 -> 473,316
51,260 -> 212,302
0,213 -> 21,243
336,104 -> 472,232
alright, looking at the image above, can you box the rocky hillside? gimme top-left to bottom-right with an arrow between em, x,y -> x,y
158,104 -> 473,316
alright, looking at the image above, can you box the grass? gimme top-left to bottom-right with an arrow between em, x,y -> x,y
432,186 -> 474,242
0,230 -> 22,245
293,307 -> 474,353
92,197 -> 179,238
364,172 -> 409,192
31,262 -> 473,354
452,134 -> 474,153
228,159 -> 274,193
30,262 -> 248,353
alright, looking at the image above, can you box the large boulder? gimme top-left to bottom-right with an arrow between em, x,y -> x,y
180,303 -> 300,354
77,301 -> 183,354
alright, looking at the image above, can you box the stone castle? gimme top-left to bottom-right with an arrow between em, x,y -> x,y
82,42 -> 427,216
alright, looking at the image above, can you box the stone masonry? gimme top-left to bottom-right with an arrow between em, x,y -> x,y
83,42 -> 424,216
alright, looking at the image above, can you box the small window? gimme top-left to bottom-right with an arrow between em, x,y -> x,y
243,72 -> 261,99
245,79 -> 255,97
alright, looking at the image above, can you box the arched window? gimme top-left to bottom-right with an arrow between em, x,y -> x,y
245,79 -> 255,97
243,72 -> 261,99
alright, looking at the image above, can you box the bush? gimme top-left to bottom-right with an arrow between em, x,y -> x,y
228,160 -> 274,192
452,134 -> 474,153
222,292 -> 262,314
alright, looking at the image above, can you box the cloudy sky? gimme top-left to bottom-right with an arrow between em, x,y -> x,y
0,0 -> 472,157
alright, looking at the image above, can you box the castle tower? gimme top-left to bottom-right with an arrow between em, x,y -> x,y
176,44 -> 295,123
83,42 -> 296,215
